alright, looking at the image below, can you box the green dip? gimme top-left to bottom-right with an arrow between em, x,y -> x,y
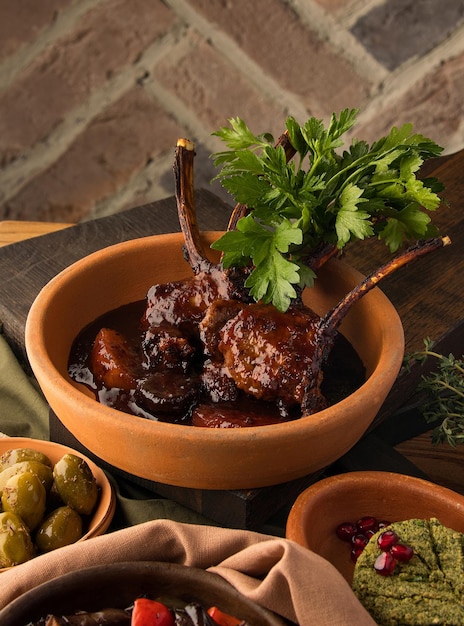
352,518 -> 464,625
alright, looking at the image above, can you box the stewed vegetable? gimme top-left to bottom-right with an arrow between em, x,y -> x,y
27,597 -> 249,626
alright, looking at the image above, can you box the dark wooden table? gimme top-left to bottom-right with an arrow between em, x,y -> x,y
0,151 -> 463,529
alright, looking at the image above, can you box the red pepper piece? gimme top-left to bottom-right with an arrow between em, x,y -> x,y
132,598 -> 175,626
207,606 -> 243,626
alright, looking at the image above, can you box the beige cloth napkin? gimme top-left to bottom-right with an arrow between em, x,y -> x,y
0,519 -> 376,626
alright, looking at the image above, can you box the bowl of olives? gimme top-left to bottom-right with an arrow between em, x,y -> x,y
0,437 -> 115,569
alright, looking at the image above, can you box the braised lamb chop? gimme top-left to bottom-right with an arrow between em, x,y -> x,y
89,140 -> 246,421
198,236 -> 450,418
143,139 -> 249,337
86,135 -> 450,426
142,132 -> 304,339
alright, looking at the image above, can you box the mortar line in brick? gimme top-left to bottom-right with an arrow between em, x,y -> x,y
164,0 -> 311,122
86,153 -> 175,220
143,35 -> 295,158
0,0 -> 111,90
288,0 -> 388,87
357,21 -> 464,121
0,25 -> 188,205
336,0 -> 388,27
142,76 -> 218,152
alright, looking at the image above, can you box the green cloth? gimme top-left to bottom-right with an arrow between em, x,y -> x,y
0,333 -> 49,440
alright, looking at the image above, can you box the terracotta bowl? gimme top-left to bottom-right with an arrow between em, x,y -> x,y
25,232 -> 404,490
0,561 -> 286,625
286,470 -> 464,584
0,437 -> 115,570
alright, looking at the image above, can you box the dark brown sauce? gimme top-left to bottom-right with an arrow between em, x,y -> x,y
68,300 -> 366,426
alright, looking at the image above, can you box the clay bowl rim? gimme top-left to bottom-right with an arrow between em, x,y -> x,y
0,436 -> 116,571
25,232 -> 405,489
25,232 -> 404,441
0,560 -> 286,626
285,470 -> 464,583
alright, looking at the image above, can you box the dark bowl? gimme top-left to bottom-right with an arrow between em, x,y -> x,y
0,561 -> 287,625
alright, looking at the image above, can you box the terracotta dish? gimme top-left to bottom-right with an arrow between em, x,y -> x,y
286,470 -> 464,583
0,560 -> 286,625
0,436 -> 115,570
25,232 -> 404,490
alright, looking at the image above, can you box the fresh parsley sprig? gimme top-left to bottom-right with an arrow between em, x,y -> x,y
405,338 -> 464,447
210,110 -> 444,312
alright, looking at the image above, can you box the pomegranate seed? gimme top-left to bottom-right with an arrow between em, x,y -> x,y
351,546 -> 364,562
356,516 -> 378,533
377,519 -> 391,529
352,533 -> 369,549
391,543 -> 414,562
336,521 -> 358,542
335,516 -> 410,570
374,551 -> 396,576
377,530 -> 399,551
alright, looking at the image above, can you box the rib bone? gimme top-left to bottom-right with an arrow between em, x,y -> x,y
174,138 -> 214,273
301,235 -> 452,413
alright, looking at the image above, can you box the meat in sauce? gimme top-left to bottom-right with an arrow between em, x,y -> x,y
68,138 -> 449,427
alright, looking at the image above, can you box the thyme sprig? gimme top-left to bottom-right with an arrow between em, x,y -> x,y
405,338 -> 464,446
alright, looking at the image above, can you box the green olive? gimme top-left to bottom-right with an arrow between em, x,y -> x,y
0,461 -> 53,496
1,471 -> 46,531
53,454 -> 98,515
36,506 -> 83,553
0,448 -> 52,471
0,511 -> 34,567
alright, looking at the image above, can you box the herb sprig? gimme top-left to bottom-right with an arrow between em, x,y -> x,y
210,109 -> 444,312
405,338 -> 464,447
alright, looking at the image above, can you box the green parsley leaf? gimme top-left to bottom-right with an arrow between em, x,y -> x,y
378,203 -> 433,251
245,251 -> 300,313
210,110 -> 444,311
212,117 -> 274,150
335,184 -> 374,246
219,173 -> 268,206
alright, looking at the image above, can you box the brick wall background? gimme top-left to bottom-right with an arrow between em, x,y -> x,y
0,0 -> 463,224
